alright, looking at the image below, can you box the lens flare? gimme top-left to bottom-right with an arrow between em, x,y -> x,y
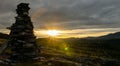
65,47 -> 68,51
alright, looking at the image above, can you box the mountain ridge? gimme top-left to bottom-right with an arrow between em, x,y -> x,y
84,32 -> 120,40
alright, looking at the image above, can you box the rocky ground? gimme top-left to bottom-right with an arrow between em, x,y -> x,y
0,47 -> 119,66
0,38 -> 120,66
0,56 -> 119,66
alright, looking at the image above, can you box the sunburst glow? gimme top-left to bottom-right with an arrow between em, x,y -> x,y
46,30 -> 60,36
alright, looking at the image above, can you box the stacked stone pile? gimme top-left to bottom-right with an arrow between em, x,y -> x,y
6,3 -> 40,62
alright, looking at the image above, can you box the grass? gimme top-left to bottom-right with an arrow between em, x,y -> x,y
0,38 -> 119,66
36,38 -> 120,60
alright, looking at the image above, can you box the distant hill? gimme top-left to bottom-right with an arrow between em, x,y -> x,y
84,32 -> 120,40
98,32 -> 120,39
0,31 -> 120,40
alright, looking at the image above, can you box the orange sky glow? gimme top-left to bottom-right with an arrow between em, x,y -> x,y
0,28 -> 119,38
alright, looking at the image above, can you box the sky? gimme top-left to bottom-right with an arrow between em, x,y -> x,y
0,0 -> 120,38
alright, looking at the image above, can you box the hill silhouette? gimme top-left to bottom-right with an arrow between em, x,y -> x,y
84,32 -> 120,40
0,31 -> 120,40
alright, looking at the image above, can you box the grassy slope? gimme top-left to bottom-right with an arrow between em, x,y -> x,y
36,38 -> 120,66
37,38 -> 120,60
0,38 -> 120,66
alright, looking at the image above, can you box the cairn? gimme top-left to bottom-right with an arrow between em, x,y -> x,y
5,3 -> 40,62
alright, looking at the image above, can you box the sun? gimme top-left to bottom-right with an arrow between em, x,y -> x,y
46,30 -> 60,36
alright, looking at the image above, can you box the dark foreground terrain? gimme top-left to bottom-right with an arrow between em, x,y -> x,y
0,33 -> 120,66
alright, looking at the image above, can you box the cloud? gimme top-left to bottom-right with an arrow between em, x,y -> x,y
0,0 -> 120,37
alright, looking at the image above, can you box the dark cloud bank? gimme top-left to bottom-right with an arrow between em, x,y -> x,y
0,0 -> 120,35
